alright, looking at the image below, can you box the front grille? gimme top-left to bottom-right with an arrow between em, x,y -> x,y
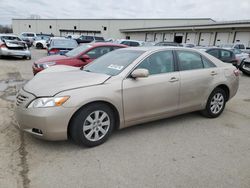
16,94 -> 29,106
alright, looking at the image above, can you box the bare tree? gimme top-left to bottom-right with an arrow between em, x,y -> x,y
0,25 -> 13,33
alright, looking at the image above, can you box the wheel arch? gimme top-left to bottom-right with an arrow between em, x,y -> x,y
67,100 -> 121,139
215,84 -> 230,101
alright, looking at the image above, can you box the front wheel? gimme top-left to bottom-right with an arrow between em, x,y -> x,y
201,88 -> 226,118
69,103 -> 115,147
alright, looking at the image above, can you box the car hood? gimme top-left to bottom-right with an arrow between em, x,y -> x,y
23,65 -> 111,96
35,55 -> 73,64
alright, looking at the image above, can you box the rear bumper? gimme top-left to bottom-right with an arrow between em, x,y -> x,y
0,48 -> 31,57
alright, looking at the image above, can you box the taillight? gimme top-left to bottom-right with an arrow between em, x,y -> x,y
0,44 -> 7,48
233,69 -> 240,76
49,49 -> 59,54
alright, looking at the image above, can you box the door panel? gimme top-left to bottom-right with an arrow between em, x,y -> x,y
179,69 -> 215,110
123,72 -> 180,123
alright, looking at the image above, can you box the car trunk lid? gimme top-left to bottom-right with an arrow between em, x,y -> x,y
4,40 -> 27,50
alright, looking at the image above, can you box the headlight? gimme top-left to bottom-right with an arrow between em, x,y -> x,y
38,62 -> 56,69
27,96 -> 69,108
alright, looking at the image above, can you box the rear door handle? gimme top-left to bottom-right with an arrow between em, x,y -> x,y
210,71 -> 217,76
169,77 -> 179,83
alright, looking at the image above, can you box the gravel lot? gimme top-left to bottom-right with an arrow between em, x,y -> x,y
0,48 -> 250,188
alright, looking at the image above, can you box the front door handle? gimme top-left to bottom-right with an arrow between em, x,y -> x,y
210,71 -> 217,76
169,77 -> 179,83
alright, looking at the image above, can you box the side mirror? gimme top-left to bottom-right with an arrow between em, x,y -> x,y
46,43 -> 50,48
131,68 -> 149,78
80,54 -> 91,61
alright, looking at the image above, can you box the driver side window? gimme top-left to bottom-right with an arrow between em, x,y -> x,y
137,50 -> 174,75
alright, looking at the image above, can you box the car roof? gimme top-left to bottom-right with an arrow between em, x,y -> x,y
88,42 -> 127,48
121,46 -> 204,53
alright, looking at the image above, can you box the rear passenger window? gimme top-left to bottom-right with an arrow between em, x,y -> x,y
130,42 -> 140,46
177,51 -> 204,71
202,57 -> 216,68
239,44 -> 245,49
221,50 -> 232,58
207,49 -> 219,58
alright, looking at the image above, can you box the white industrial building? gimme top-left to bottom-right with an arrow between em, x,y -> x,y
12,18 -> 250,47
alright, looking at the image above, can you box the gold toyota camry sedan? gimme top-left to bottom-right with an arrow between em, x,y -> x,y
15,47 -> 239,147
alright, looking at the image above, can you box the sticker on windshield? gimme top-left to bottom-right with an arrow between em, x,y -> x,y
107,64 -> 124,71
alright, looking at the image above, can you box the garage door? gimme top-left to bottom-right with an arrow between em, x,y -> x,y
234,32 -> 250,47
155,33 -> 163,42
145,33 -> 154,42
163,33 -> 173,42
199,33 -> 212,46
185,33 -> 196,44
215,32 -> 230,46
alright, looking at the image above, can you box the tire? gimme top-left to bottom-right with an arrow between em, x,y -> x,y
36,43 -> 43,49
23,56 -> 31,60
69,103 -> 115,147
240,62 -> 250,76
201,88 -> 226,118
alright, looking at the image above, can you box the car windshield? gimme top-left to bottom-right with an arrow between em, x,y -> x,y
83,50 -> 145,76
52,39 -> 77,48
65,44 -> 92,57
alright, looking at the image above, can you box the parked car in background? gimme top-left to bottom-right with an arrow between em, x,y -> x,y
75,35 -> 105,44
20,32 -> 37,43
197,47 -> 238,67
155,41 -> 181,47
0,34 -> 31,59
180,43 -> 196,48
33,35 -> 51,49
21,37 -> 33,48
16,47 -> 239,147
142,41 -> 156,46
65,34 -> 80,39
239,58 -> 250,75
47,38 -> 78,55
219,43 -> 250,54
118,39 -> 144,47
230,48 -> 250,63
33,43 -> 126,74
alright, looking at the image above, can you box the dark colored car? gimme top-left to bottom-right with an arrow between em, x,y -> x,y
155,42 -> 181,47
205,48 -> 238,66
75,35 -> 105,44
239,58 -> 250,75
33,43 -> 127,75
47,38 -> 78,55
20,37 -> 33,48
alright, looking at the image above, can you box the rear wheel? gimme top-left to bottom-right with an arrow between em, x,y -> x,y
201,88 -> 226,118
36,43 -> 43,49
69,103 -> 115,147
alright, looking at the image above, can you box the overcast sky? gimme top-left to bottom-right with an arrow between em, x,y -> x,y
1,0 -> 250,25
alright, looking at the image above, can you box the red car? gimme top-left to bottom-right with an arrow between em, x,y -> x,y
32,43 -> 127,75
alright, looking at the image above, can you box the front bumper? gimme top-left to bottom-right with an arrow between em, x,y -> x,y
0,48 -> 31,57
15,89 -> 76,141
